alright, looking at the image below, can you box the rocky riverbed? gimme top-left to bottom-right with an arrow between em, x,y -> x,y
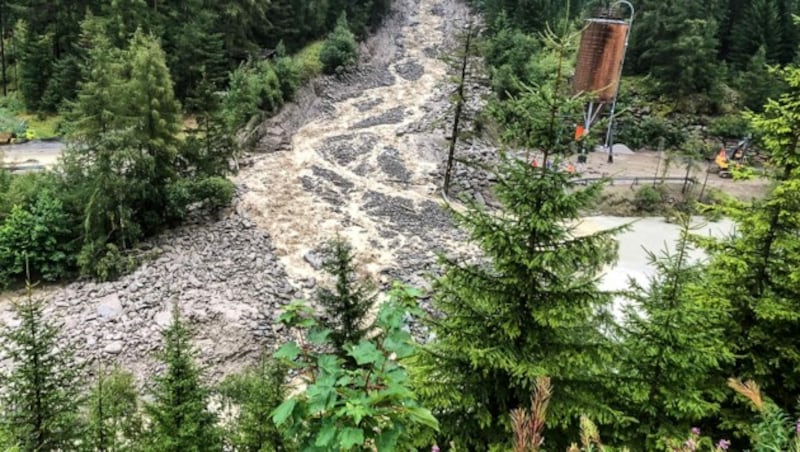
0,0 -> 496,385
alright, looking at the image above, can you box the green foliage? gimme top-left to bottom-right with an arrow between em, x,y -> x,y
0,284 -> 83,451
707,115 -> 752,140
220,356 -> 295,451
274,42 -> 301,101
0,190 -> 76,285
77,241 -> 135,282
86,367 -> 143,452
615,115 -> 688,150
145,305 -> 222,452
415,155 -> 623,450
222,61 -> 284,130
316,238 -> 375,357
734,47 -> 785,112
13,19 -> 54,111
699,66 -> 800,431
616,217 -> 732,449
633,185 -> 666,213
293,41 -> 325,83
273,284 -> 439,451
727,379 -> 800,452
165,177 -> 235,221
320,14 -> 358,75
419,29 -> 624,449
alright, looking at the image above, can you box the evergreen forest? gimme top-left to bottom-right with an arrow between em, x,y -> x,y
0,0 -> 800,451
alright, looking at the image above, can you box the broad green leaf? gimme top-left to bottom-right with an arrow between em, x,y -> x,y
376,428 -> 401,451
315,423 -> 336,447
271,398 -> 297,425
337,427 -> 365,449
344,399 -> 371,425
307,327 -> 332,345
274,341 -> 301,361
407,406 -> 440,431
349,341 -> 383,366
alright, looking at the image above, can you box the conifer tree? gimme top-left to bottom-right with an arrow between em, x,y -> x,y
145,305 -> 221,452
320,14 -> 358,74
0,281 -> 83,451
316,238 -> 375,357
701,65 -> 800,424
415,29 -> 623,450
126,30 -> 181,187
86,367 -> 143,452
616,216 -> 733,449
221,356 -> 294,451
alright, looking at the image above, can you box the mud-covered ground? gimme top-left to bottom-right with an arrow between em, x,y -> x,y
0,0 -> 479,385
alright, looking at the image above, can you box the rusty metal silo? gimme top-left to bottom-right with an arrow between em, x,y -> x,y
573,18 -> 629,102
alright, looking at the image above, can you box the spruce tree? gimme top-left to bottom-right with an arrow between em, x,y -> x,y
701,65 -> 800,428
86,366 -> 143,452
616,217 -> 733,449
415,30 -> 623,450
316,238 -> 375,356
126,30 -> 181,177
220,356 -> 294,451
145,305 -> 221,452
0,281 -> 83,451
319,14 -> 358,74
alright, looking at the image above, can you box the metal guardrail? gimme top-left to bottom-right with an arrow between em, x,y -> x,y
573,176 -> 697,186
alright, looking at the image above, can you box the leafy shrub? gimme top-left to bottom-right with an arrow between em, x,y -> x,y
634,185 -> 666,213
616,115 -> 687,150
222,62 -> 284,130
707,114 -> 751,139
165,179 -> 193,221
272,284 -> 439,450
0,172 -> 58,219
0,191 -> 75,285
273,42 -> 300,101
320,15 -> 358,74
166,176 -> 235,220
78,241 -> 134,282
293,41 -> 324,83
188,176 -> 235,213
220,357 -> 294,451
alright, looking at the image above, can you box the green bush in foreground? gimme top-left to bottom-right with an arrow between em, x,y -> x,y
272,284 -> 439,450
320,14 -> 358,75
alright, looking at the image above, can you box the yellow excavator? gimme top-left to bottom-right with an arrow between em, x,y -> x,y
712,136 -> 750,178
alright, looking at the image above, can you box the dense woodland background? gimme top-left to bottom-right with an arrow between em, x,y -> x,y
0,0 -> 799,451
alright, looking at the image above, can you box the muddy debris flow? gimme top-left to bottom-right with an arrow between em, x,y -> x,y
0,0 -> 490,385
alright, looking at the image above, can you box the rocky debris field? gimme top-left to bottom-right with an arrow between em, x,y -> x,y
0,210 -> 300,384
0,0 -> 500,385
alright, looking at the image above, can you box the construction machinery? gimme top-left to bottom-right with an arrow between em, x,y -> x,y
710,136 -> 750,178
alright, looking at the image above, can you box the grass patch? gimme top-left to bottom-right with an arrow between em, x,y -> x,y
293,40 -> 324,83
18,113 -> 62,139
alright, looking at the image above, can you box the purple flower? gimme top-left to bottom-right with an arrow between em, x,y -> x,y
717,439 -> 731,450
796,420 -> 800,434
691,427 -> 701,436
431,446 -> 440,452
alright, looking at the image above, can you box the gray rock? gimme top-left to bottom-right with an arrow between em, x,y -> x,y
97,294 -> 123,319
304,251 -> 323,270
104,341 -> 123,354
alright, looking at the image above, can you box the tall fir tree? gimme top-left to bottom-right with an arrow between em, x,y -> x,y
220,356 -> 294,451
126,29 -> 181,184
415,29 -> 623,450
86,367 -> 143,452
698,66 -> 800,436
145,304 -> 221,452
615,217 -> 733,449
316,238 -> 375,357
0,281 -> 83,451
636,1 -> 721,101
